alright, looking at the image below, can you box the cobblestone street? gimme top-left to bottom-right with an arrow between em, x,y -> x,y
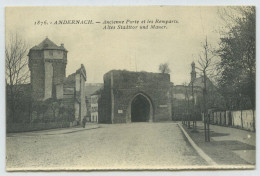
6,122 -> 206,170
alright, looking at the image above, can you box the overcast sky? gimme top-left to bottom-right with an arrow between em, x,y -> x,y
6,6 -> 225,85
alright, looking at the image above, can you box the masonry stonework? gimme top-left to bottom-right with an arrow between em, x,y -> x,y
28,38 -> 87,125
28,38 -> 67,101
99,70 -> 172,123
29,52 -> 45,100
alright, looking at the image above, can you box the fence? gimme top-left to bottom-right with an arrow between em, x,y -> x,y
202,109 -> 255,131
7,121 -> 78,133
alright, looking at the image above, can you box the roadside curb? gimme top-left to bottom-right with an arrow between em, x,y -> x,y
62,126 -> 100,134
7,125 -> 100,137
177,123 -> 217,166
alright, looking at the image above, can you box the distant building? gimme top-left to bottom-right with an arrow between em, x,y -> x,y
85,83 -> 103,121
171,85 -> 190,120
99,70 -> 172,123
90,88 -> 103,123
91,95 -> 99,122
171,62 -> 216,120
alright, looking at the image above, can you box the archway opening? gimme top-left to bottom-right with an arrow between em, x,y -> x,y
131,94 -> 150,122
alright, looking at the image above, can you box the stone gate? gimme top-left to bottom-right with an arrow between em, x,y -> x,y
99,70 -> 172,123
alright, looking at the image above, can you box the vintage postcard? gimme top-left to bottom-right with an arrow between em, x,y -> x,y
5,6 -> 256,171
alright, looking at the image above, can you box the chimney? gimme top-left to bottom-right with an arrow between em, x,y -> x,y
61,43 -> 64,47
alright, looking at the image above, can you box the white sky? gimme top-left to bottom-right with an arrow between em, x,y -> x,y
6,6 -> 225,85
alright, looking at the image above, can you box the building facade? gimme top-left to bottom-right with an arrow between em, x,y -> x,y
85,83 -> 103,121
63,65 -> 87,123
90,94 -> 100,123
99,70 -> 172,123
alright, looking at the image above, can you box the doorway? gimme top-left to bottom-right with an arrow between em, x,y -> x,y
131,94 -> 151,122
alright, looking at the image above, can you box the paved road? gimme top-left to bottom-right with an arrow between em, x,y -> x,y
6,122 -> 206,170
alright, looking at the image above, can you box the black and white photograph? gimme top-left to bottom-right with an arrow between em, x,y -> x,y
4,6 -> 256,171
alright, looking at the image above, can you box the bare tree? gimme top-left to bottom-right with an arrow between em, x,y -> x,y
196,37 -> 216,142
183,82 -> 191,128
5,33 -> 29,122
190,74 -> 197,131
159,63 -> 171,74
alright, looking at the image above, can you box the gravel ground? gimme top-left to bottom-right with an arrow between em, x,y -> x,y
6,122 -> 207,170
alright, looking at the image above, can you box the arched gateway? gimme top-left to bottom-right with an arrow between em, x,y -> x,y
128,93 -> 153,122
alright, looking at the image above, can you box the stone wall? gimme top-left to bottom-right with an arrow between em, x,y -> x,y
56,84 -> 64,99
52,62 -> 66,85
204,109 -> 255,131
241,110 -> 255,131
99,75 -> 112,123
7,121 -> 76,133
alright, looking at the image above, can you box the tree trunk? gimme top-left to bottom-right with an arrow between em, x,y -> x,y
207,116 -> 210,142
204,115 -> 207,141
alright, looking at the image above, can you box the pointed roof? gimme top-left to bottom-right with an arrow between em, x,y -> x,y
30,37 -> 67,51
85,83 -> 104,97
189,76 -> 214,89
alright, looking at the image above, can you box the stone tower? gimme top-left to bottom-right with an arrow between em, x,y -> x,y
28,38 -> 68,100
190,61 -> 196,83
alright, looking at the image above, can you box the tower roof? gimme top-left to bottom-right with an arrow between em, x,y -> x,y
29,38 -> 68,52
